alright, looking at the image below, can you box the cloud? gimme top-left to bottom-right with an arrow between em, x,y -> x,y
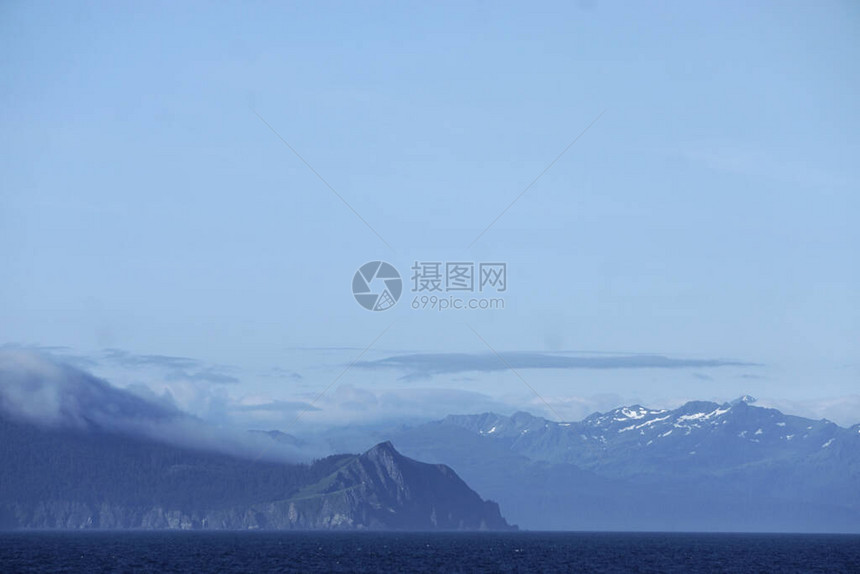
102,348 -> 200,370
100,348 -> 241,385
522,392 -> 630,422
30,347 -> 310,432
302,384 -> 514,425
756,395 -> 860,428
0,343 -> 99,369
261,367 -> 303,381
0,349 -> 182,428
163,368 -> 240,385
0,350 -> 315,462
232,400 -> 320,413
354,352 -> 758,381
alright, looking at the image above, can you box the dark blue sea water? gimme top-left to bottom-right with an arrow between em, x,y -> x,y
0,532 -> 858,573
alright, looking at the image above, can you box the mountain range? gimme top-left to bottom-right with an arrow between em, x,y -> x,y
2,351 -> 857,532
322,396 -> 860,532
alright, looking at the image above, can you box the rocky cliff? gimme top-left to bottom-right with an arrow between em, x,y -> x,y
0,415 -> 514,531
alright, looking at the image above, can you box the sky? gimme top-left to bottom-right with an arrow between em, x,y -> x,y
1,1 -> 858,431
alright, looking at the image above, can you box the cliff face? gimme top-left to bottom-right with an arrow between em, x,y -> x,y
280,441 -> 512,531
0,417 -> 514,531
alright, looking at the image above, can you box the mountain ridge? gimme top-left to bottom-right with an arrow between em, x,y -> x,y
0,414 -> 514,531
364,398 -> 860,532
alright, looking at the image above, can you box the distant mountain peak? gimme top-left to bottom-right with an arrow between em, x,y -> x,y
365,440 -> 399,459
731,394 -> 757,405
510,411 -> 540,422
676,400 -> 722,414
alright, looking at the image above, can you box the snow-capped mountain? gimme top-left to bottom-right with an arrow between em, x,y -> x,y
440,397 -> 858,481
376,398 -> 860,532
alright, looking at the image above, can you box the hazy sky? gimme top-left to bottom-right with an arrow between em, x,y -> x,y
2,1 -> 858,428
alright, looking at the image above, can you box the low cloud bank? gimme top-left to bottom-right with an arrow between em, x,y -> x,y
355,352 -> 758,381
0,349 -> 318,462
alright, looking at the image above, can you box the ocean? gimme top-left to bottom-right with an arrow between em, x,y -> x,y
1,531 -> 858,573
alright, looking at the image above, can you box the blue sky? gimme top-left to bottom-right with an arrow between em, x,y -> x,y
1,1 -> 858,429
